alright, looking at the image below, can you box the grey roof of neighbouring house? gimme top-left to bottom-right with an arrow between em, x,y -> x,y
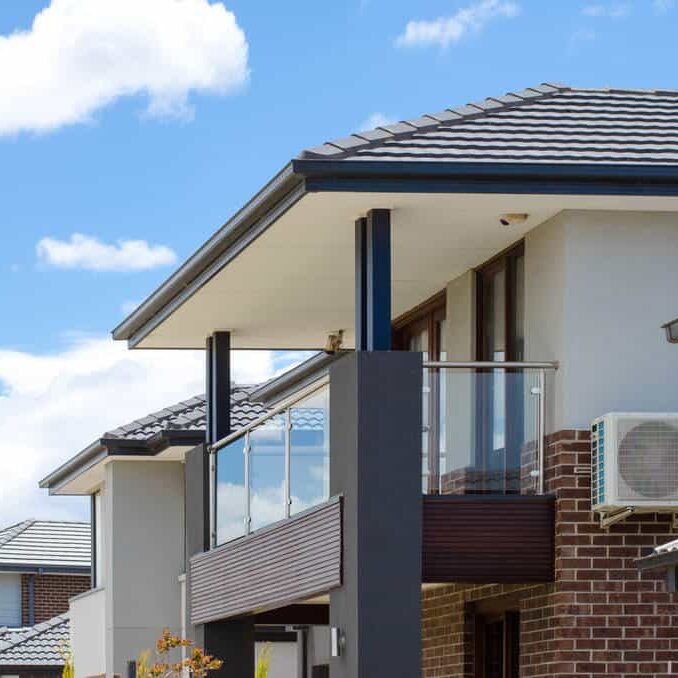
301,83 -> 678,165
104,385 -> 266,441
0,520 -> 90,572
0,614 -> 68,667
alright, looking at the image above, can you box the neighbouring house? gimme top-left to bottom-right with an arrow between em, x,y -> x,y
0,521 -> 90,678
0,521 -> 90,626
0,614 -> 69,678
40,385 -> 327,678
48,82 -> 678,677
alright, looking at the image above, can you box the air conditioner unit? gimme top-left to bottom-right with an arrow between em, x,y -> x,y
591,413 -> 678,514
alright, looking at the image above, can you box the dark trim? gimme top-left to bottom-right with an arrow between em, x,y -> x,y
0,564 -> 91,574
41,429 -> 206,494
254,604 -> 329,626
255,628 -> 298,643
296,159 -> 678,196
355,217 -> 368,351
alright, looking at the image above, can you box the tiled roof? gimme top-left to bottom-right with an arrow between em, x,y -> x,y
301,83 -> 678,165
0,614 -> 68,666
0,521 -> 90,570
652,538 -> 678,555
105,385 -> 267,442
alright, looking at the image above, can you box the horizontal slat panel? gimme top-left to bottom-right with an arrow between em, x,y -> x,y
422,495 -> 555,583
189,498 -> 342,624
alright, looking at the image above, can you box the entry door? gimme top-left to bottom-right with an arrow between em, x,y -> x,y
475,611 -> 520,678
476,243 -> 525,493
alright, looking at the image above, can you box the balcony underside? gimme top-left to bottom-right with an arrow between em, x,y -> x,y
190,494 -> 554,624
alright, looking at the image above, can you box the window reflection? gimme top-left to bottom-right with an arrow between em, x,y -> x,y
215,436 -> 247,545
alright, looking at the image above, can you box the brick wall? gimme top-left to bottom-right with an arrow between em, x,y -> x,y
422,430 -> 678,678
21,573 -> 90,625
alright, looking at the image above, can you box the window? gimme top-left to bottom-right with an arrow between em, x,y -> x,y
393,291 -> 447,493
0,574 -> 21,627
475,242 -> 525,493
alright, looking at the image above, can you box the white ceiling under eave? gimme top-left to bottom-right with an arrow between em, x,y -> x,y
132,190 -> 678,350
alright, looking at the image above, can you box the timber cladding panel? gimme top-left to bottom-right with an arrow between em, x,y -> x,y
189,497 -> 342,624
422,495 -> 555,583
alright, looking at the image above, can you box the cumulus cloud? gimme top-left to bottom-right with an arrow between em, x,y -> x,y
0,336 -> 280,524
37,233 -> 177,272
0,0 -> 249,136
582,3 -> 630,17
360,112 -> 397,131
395,0 -> 520,49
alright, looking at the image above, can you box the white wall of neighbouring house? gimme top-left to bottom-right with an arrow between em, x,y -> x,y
256,641 -> 298,678
104,460 -> 185,677
70,587 -> 105,678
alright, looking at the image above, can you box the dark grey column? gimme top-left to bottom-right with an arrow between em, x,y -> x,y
203,618 -> 255,678
329,351 -> 422,678
355,209 -> 391,351
206,331 -> 231,443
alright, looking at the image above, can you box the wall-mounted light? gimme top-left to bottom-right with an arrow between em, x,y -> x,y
330,626 -> 345,657
662,317 -> 678,344
499,213 -> 529,227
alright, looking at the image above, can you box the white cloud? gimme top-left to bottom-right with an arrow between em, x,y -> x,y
582,3 -> 630,17
120,299 -> 141,316
654,0 -> 675,12
37,233 -> 177,272
395,0 -> 520,49
0,0 -> 249,136
0,336 -> 279,524
360,112 -> 396,130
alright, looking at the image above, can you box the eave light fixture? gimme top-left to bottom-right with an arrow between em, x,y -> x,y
499,213 -> 529,227
662,317 -> 678,344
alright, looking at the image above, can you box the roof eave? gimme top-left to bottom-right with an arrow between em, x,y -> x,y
113,157 -> 678,350
112,162 -> 303,347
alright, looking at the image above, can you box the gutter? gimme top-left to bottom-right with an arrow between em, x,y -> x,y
112,158 -> 678,349
40,430 -> 205,494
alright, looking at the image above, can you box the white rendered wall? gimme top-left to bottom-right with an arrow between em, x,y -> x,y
104,460 -> 185,677
525,210 -> 678,431
70,587 -> 105,678
256,641 -> 298,678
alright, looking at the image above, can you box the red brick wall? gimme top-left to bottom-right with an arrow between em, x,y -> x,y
21,573 -> 90,624
422,430 -> 678,678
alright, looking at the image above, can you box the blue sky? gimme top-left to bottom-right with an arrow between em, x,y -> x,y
0,0 -> 677,522
1,0 -> 677,352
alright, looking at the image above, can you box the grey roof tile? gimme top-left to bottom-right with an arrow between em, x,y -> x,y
104,385 -> 268,442
0,521 -> 90,570
0,614 -> 68,666
299,83 -> 678,166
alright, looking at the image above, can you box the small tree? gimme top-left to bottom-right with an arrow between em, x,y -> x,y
137,629 -> 223,678
255,643 -> 271,678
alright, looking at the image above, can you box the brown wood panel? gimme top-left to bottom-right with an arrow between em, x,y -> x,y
422,495 -> 555,583
189,497 -> 342,624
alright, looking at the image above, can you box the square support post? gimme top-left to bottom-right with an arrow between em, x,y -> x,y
329,351 -> 422,678
206,331 -> 232,444
355,209 -> 392,351
203,618 -> 255,678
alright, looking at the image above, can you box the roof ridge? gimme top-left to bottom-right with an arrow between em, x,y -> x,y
0,613 -> 68,654
0,520 -> 34,549
300,82 -> 571,159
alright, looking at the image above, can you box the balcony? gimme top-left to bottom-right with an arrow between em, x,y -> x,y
192,358 -> 556,624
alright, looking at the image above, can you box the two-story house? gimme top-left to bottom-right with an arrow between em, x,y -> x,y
51,82 -> 678,677
40,386 -> 328,678
0,520 -> 90,677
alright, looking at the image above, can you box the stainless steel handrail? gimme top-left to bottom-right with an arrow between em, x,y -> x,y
423,360 -> 557,496
209,377 -> 329,453
424,361 -> 559,369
